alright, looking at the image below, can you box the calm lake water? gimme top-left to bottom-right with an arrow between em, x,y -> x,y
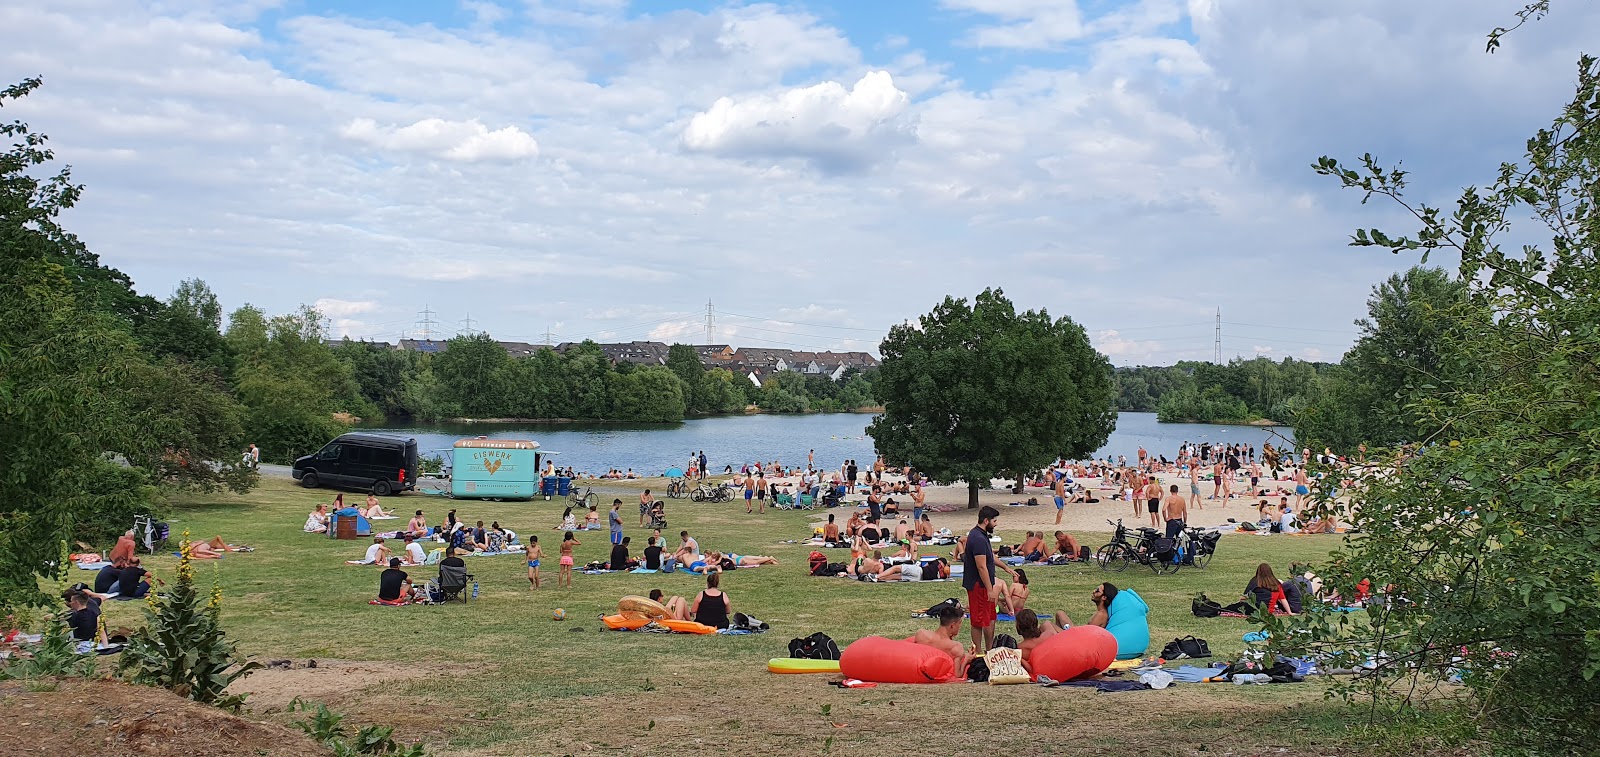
357,412 -> 1293,476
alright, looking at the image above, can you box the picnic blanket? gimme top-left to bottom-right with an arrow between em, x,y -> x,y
76,561 -> 112,570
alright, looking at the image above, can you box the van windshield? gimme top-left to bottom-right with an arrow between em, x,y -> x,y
316,444 -> 342,461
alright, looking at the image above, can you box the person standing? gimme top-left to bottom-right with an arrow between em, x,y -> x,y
698,451 -> 708,481
1053,470 -> 1067,525
808,449 -> 815,468
847,459 -> 858,489
743,472 -> 757,514
962,505 -> 1003,654
912,483 -> 927,525
609,499 -> 624,545
754,471 -> 767,514
247,443 -> 260,468
1143,476 -> 1164,528
639,489 -> 655,527
1163,484 -> 1188,539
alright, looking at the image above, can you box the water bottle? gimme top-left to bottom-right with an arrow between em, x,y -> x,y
471,581 -> 479,599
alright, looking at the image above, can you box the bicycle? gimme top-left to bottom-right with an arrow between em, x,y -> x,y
690,482 -> 734,503
666,477 -> 688,499
1096,519 -> 1182,576
568,485 -> 597,509
1180,527 -> 1220,569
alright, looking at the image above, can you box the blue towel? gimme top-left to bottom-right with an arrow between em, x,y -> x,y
630,568 -> 658,574
1168,665 -> 1221,683
1242,630 -> 1271,642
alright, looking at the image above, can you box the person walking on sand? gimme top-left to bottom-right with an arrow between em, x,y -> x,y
558,532 -> 580,589
1211,459 -> 1224,500
1143,476 -> 1163,529
1187,466 -> 1203,511
525,536 -> 543,590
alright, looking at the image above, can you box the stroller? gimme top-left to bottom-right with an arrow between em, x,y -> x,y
648,500 -> 667,530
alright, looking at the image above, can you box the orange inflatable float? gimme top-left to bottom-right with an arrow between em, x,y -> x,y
838,636 -> 959,684
659,619 -> 717,634
603,614 -> 651,630
1027,625 -> 1118,682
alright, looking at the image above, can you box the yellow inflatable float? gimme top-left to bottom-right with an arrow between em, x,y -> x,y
617,595 -> 669,619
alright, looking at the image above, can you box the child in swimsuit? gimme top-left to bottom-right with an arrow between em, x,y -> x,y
558,532 -> 579,589
525,537 -> 543,590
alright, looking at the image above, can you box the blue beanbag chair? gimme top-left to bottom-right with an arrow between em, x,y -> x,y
1106,588 -> 1151,660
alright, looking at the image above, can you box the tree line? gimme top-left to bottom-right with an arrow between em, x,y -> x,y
335,332 -> 878,429
1113,357 -> 1332,425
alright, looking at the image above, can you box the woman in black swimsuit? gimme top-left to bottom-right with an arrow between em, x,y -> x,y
690,572 -> 731,629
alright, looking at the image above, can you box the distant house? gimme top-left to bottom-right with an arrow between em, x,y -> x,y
497,341 -> 545,358
398,339 -> 448,354
555,340 -> 669,366
732,348 -> 794,371
323,338 -> 397,350
692,344 -> 734,365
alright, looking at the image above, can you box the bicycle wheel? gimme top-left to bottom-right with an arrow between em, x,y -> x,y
1192,548 -> 1213,570
1151,552 -> 1182,576
691,489 -> 706,503
582,492 -> 598,508
1096,544 -> 1131,572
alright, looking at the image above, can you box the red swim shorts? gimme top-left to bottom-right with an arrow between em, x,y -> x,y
967,585 -> 996,629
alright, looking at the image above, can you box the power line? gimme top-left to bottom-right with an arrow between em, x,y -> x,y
414,305 -> 440,341
705,299 -> 715,344
1222,320 -> 1358,335
717,309 -> 884,332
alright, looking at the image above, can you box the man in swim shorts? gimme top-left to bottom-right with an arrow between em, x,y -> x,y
1163,484 -> 1188,539
962,505 -> 1001,654
1144,478 -> 1163,528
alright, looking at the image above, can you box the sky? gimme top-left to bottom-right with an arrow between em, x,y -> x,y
4,0 -> 1597,365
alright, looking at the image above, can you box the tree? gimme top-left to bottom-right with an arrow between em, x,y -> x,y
1281,42 -> 1600,752
612,366 -> 687,422
869,288 -> 1116,508
665,343 -> 713,415
227,304 -> 365,463
431,333 -> 512,417
1295,267 -> 1485,450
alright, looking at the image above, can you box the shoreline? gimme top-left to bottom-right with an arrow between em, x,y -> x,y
424,406 -> 884,425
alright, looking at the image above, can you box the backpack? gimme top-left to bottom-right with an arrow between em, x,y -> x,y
808,552 -> 828,576
1192,594 -> 1222,618
993,633 -> 1020,650
1167,636 -> 1210,659
1078,545 -> 1091,561
919,598 -> 961,618
789,632 -> 840,660
997,546 -> 1014,558
966,656 -> 990,682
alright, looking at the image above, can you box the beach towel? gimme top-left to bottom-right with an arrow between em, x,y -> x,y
630,568 -> 658,574
368,598 -> 409,607
368,515 -> 399,520
1042,679 -> 1159,692
76,561 -> 112,570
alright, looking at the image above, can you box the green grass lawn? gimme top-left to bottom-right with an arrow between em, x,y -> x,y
87,478 -> 1454,756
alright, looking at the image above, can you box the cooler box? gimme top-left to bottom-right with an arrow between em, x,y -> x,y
450,438 -> 542,500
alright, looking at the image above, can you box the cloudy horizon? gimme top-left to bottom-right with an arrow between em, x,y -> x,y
5,0 -> 1595,365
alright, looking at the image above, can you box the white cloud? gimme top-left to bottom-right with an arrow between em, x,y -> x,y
1253,345 -> 1274,354
943,0 -> 1086,49
314,298 -> 379,318
1095,330 -> 1163,360
682,71 -> 913,172
340,117 -> 540,162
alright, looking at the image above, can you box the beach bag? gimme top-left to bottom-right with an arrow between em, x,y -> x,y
993,633 -> 1019,650
920,598 -> 960,618
966,656 -> 990,682
1174,636 -> 1211,658
1078,546 -> 1091,561
808,552 -> 828,576
1192,594 -> 1222,618
789,632 -> 841,660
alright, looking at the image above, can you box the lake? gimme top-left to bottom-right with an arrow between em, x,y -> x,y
357,412 -> 1293,476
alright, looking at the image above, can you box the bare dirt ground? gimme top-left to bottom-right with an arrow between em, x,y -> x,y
0,679 -> 327,756
235,658 -> 440,712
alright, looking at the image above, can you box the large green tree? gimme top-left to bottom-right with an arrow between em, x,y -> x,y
869,288 -> 1116,508
1282,37 -> 1600,751
1295,267 -> 1485,450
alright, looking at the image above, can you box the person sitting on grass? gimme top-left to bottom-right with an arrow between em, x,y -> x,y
1013,531 -> 1045,562
673,530 -> 699,563
377,557 -> 413,604
64,588 -> 107,652
1045,530 -> 1082,561
843,511 -> 865,538
690,572 -> 731,629
910,605 -> 970,673
915,513 -> 935,542
363,494 -> 391,519
651,588 -> 691,621
822,514 -> 841,544
400,533 -> 426,566
1000,569 -> 1030,615
407,510 -> 427,538
305,504 -> 330,533
347,536 -> 390,566
557,507 -> 577,532
1244,562 -> 1299,615
610,536 -> 634,571
889,539 -> 919,564
1015,608 -> 1073,672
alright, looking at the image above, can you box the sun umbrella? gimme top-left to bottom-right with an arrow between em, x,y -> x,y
664,467 -> 685,478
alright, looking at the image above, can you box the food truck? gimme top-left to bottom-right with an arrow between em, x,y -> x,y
450,438 -> 541,500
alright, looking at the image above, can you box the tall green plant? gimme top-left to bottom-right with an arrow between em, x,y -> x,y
118,534 -> 260,710
1279,43 -> 1600,753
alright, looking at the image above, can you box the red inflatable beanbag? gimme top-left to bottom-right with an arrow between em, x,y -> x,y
839,636 -> 959,684
1028,625 -> 1118,682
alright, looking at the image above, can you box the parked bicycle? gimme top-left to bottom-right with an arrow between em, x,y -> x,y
690,482 -> 734,503
568,485 -> 597,509
1096,519 -> 1182,575
1180,526 -> 1220,569
665,477 -> 688,499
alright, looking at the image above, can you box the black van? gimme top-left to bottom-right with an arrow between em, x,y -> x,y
292,433 -> 419,496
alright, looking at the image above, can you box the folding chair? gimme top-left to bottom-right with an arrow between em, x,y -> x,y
435,564 -> 475,603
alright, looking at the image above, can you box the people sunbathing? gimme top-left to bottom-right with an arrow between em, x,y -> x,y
1015,608 -> 1073,672
362,494 -> 391,519
910,606 -> 970,672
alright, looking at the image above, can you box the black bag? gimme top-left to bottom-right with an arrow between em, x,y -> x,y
789,632 -> 841,660
1192,594 -> 1222,618
1221,601 -> 1253,615
1078,545 -> 1091,561
993,633 -> 1019,649
920,598 -> 960,618
1160,635 -> 1211,660
966,656 -> 990,682
997,546 -> 1014,558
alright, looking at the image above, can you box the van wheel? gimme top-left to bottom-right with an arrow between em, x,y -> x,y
300,472 -> 319,488
372,480 -> 393,496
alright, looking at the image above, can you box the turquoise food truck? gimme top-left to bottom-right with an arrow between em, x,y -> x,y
450,438 -> 541,500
